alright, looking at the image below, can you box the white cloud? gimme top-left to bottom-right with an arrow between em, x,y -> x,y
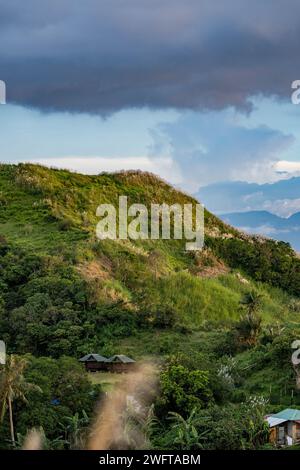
27,156 -> 182,184
28,156 -> 153,174
274,160 -> 300,173
149,109 -> 293,191
262,198 -> 300,217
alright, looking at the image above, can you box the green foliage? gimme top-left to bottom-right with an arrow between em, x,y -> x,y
153,401 -> 269,450
59,410 -> 89,449
158,364 -> 213,417
194,401 -> 269,450
210,236 -> 300,297
235,313 -> 262,347
9,356 -> 98,447
0,355 -> 42,446
15,427 -> 66,450
240,290 -> 264,315
165,409 -> 208,450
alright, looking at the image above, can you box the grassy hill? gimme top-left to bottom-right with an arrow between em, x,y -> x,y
0,163 -> 294,304
1,163 -> 300,448
0,163 -> 299,346
0,162 -> 232,247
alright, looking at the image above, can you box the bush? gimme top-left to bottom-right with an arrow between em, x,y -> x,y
157,364 -> 213,417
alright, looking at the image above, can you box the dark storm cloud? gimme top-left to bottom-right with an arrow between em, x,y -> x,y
1,0 -> 300,113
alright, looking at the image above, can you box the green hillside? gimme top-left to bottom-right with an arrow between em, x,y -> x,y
1,163 -> 300,449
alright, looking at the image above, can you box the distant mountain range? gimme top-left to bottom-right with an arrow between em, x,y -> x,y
195,176 -> 300,251
220,210 -> 300,251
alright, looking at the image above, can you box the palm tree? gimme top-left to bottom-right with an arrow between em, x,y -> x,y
240,291 -> 263,315
236,312 -> 262,346
236,291 -> 263,346
0,355 -> 41,446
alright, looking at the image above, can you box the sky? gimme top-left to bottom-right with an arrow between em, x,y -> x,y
2,0 -> 300,215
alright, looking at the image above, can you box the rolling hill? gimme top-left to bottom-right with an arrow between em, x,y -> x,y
1,163 -> 300,448
0,162 -> 299,357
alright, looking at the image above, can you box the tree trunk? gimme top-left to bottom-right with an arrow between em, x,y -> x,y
8,397 -> 15,446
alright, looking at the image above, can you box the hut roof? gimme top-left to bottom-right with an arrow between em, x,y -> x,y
107,354 -> 135,363
272,408 -> 300,421
266,408 -> 300,426
266,416 -> 287,428
79,354 -> 108,363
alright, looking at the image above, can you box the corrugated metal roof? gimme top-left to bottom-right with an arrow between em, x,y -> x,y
79,354 -> 108,362
107,354 -> 135,363
266,416 -> 287,427
272,408 -> 300,421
